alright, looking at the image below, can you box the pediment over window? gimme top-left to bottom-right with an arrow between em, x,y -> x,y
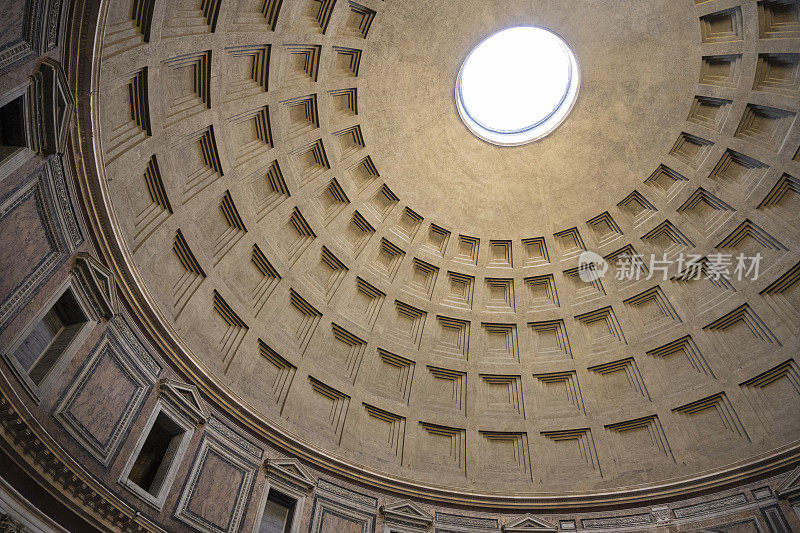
266,458 -> 316,495
72,253 -> 118,320
159,379 -> 208,425
381,499 -> 434,530
32,58 -> 75,156
502,514 -> 558,532
777,467 -> 800,501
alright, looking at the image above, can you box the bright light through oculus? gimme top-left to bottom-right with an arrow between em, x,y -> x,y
456,26 -> 580,145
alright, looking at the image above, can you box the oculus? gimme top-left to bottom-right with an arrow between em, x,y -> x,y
456,26 -> 580,145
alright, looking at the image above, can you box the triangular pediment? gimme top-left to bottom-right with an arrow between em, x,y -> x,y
34,58 -> 75,156
160,379 -> 208,424
72,253 -> 118,320
266,458 -> 315,494
395,505 -> 422,516
776,467 -> 800,500
56,76 -> 70,128
53,63 -> 74,152
282,463 -> 306,478
502,514 -> 558,532
381,499 -> 433,528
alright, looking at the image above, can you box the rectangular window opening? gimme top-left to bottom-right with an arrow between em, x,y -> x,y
14,289 -> 88,386
258,489 -> 296,533
128,412 -> 185,497
0,95 -> 27,162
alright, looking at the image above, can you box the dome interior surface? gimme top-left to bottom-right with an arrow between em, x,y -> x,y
93,0 -> 800,498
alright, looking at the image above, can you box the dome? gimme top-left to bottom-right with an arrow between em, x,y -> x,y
1,0 -> 800,531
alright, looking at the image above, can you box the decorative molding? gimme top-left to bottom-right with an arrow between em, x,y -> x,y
158,378 -> 208,426
435,512 -> 499,530
174,432 -> 260,533
53,328 -> 157,466
760,504 -> 792,532
309,494 -> 375,533
0,0 -> 40,72
380,499 -> 433,531
30,59 -> 74,156
317,478 -> 378,509
0,470 -> 74,531
265,457 -> 315,496
108,315 -> 161,378
752,486 -> 773,501
776,467 -> 800,501
47,156 -> 83,249
206,416 -> 262,460
72,253 -> 117,320
672,493 -> 748,519
650,506 -> 671,524
581,513 -> 652,530
0,390 -> 166,533
501,514 -> 557,532
0,166 -> 71,332
42,0 -> 65,51
559,519 -> 576,531
311,479 -> 377,532
0,511 -> 31,533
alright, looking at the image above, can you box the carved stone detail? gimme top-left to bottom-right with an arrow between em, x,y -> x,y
72,253 -> 117,320
381,499 -> 433,532
672,493 -> 748,519
0,393 -> 165,532
0,168 -> 71,333
265,457 -> 315,496
502,514 -> 557,532
30,58 -> 74,156
581,513 -> 652,529
158,378 -> 208,426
